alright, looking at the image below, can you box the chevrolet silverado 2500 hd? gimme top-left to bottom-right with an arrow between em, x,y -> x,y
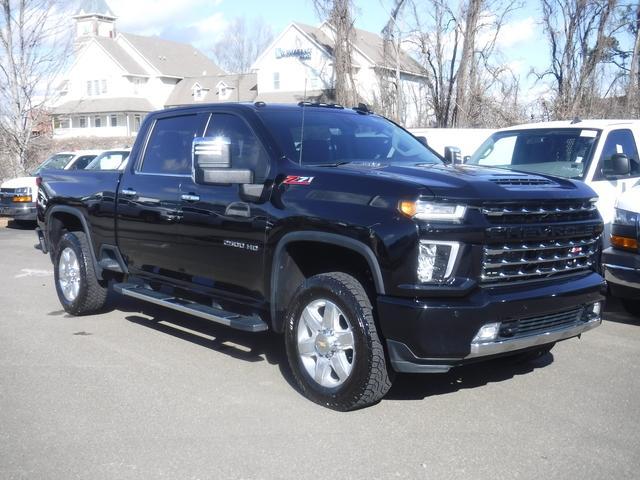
36,103 -> 606,410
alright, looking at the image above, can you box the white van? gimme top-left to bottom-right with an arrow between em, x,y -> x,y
465,120 -> 640,241
0,150 -> 102,222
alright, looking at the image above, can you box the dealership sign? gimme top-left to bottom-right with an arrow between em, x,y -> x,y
275,47 -> 312,60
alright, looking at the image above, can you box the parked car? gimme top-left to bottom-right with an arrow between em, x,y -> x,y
602,183 -> 640,317
85,149 -> 131,170
463,120 -> 640,244
36,103 -> 605,410
0,150 -> 101,222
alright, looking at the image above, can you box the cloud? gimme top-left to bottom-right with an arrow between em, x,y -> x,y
495,16 -> 536,49
107,0 -> 226,45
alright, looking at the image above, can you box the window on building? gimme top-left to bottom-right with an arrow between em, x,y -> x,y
101,79 -> 107,94
86,80 -> 92,96
93,80 -> 99,95
134,114 -> 141,131
110,114 -> 118,127
273,72 -> 280,90
94,116 -> 102,128
132,78 -> 140,94
79,116 -> 87,128
53,117 -> 70,129
141,114 -> 207,175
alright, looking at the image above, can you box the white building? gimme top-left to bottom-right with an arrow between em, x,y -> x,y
51,0 -> 224,137
251,22 -> 428,126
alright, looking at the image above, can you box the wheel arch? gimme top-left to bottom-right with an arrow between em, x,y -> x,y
269,231 -> 385,333
46,206 -> 103,280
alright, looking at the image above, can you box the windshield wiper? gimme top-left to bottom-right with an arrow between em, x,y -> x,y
314,161 -> 353,167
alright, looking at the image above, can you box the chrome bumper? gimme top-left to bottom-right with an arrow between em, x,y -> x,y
0,202 -> 36,220
466,316 -> 602,359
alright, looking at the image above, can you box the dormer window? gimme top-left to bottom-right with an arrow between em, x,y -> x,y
192,82 -> 207,101
216,81 -> 233,101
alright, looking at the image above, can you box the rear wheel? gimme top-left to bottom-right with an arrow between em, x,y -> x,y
284,272 -> 392,411
54,231 -> 107,315
621,298 -> 640,318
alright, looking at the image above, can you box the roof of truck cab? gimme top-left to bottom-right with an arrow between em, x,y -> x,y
500,119 -> 640,132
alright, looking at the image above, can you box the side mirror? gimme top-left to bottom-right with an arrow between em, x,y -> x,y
463,155 -> 471,164
444,146 -> 462,164
602,153 -> 630,178
192,137 -> 253,184
415,136 -> 428,147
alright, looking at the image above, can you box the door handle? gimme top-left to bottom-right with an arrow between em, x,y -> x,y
180,193 -> 200,202
121,188 -> 137,197
225,202 -> 250,217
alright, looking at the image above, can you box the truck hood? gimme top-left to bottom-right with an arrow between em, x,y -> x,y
1,176 -> 37,190
338,162 -> 594,201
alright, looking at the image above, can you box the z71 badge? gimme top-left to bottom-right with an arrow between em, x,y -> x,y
283,175 -> 314,185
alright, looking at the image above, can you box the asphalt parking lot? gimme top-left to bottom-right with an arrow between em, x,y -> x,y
0,222 -> 639,480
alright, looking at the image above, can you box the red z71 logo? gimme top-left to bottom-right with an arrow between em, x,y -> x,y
283,175 -> 314,185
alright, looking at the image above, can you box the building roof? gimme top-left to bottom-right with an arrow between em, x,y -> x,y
120,33 -> 225,78
74,0 -> 115,18
52,97 -> 154,114
293,22 -> 424,76
165,73 -> 258,107
94,37 -> 147,76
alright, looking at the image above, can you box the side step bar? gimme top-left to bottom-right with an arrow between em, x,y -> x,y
113,283 -> 268,333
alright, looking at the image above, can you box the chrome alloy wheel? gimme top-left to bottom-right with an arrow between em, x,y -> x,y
58,247 -> 81,302
297,299 -> 355,388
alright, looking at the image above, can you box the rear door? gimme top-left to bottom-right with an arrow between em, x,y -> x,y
176,112 -> 273,301
117,112 -> 208,277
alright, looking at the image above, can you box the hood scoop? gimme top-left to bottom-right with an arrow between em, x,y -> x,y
489,176 -> 556,187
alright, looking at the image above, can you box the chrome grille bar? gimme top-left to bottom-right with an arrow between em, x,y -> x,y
484,238 -> 597,255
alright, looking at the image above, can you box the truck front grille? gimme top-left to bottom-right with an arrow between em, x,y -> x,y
499,307 -> 584,338
481,200 -> 600,285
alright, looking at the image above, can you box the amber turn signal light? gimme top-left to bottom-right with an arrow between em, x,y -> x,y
611,235 -> 638,251
399,200 -> 417,217
12,195 -> 32,203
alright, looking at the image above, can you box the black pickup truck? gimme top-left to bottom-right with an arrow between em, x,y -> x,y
36,103 -> 605,410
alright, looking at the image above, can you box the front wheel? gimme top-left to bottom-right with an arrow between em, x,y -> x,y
284,272 -> 392,411
54,231 -> 108,315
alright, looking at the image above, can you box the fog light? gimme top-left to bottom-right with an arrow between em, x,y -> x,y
418,240 -> 459,283
472,322 -> 501,343
589,302 -> 602,318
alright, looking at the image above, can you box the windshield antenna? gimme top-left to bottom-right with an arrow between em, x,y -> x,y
299,78 -> 308,166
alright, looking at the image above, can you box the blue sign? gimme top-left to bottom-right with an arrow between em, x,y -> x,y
275,48 -> 312,60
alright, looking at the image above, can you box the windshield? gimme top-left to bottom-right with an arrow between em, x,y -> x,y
33,153 -> 75,174
258,109 -> 443,166
86,150 -> 130,170
467,128 -> 600,179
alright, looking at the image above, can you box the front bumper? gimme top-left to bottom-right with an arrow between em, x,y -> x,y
0,202 -> 36,220
602,247 -> 640,299
377,272 -> 606,373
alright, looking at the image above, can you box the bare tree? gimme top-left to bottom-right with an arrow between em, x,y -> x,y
379,0 -> 408,121
211,17 -> 274,74
313,0 -> 358,106
0,0 -> 72,178
405,0 -> 522,127
625,2 -> 640,116
535,0 -> 619,119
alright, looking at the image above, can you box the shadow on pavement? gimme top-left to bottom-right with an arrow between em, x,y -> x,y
95,289 -> 559,403
6,219 -> 37,230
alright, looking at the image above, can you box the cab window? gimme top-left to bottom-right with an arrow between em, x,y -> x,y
204,113 -> 270,183
596,129 -> 640,179
141,114 -> 207,175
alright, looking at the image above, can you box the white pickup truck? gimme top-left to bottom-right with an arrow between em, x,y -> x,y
465,119 -> 640,241
0,150 -> 101,222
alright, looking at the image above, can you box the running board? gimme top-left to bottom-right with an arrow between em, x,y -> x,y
113,283 -> 268,332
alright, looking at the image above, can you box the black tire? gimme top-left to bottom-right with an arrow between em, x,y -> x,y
284,272 -> 392,411
508,342 -> 555,364
53,231 -> 107,315
621,298 -> 640,318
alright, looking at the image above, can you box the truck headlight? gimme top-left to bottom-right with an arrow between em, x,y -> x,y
400,200 -> 466,222
418,240 -> 460,282
611,208 -> 639,251
613,208 -> 637,227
